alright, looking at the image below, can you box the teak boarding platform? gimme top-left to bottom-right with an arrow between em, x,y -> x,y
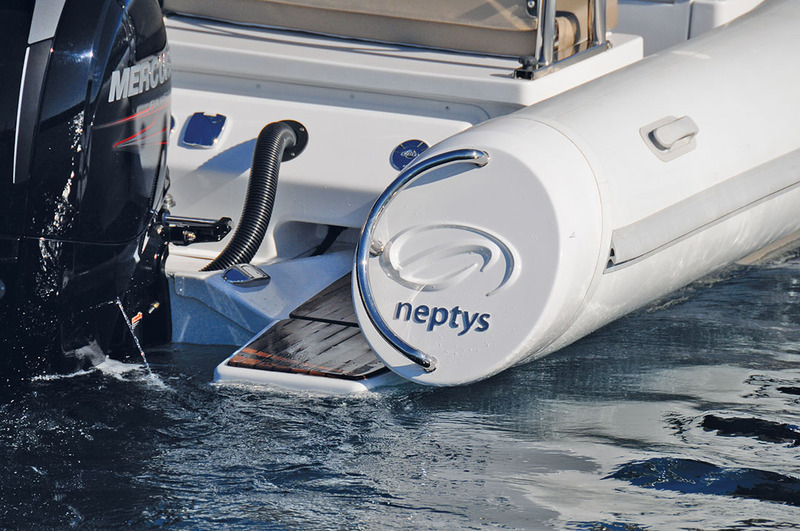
222,276 -> 391,384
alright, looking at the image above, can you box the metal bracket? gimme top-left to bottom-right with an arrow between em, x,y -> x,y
515,0 -> 609,80
161,214 -> 232,246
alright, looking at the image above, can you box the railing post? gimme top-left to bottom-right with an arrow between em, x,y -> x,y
534,0 -> 558,67
516,0 -> 610,80
590,0 -> 607,46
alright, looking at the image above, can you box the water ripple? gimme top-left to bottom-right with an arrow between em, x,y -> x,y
608,457 -> 800,507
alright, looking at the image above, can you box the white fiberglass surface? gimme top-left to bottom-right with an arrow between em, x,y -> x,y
165,84 -> 479,266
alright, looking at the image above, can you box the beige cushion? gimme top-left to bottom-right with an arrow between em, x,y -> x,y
163,0 -> 617,57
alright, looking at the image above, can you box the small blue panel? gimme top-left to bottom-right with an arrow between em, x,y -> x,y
182,112 -> 227,148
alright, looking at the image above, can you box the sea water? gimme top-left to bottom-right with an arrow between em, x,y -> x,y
2,251 -> 800,529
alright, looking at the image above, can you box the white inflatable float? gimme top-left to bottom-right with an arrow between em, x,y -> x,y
352,0 -> 800,386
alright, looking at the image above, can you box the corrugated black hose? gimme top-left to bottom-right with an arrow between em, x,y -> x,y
201,121 -> 303,272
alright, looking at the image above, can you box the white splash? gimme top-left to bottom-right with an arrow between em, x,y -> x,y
116,298 -> 151,372
31,340 -> 170,390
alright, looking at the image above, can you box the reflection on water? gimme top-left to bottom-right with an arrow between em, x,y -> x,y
2,251 -> 800,528
609,457 -> 800,506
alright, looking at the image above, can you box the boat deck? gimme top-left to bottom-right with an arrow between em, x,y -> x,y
218,276 -> 394,390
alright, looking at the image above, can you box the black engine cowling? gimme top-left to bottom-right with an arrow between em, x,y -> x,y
0,0 -> 171,381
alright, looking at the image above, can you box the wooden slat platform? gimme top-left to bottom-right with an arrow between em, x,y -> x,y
289,275 -> 358,325
226,275 -> 389,380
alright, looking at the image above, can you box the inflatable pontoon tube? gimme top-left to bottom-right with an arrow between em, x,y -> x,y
354,0 -> 800,386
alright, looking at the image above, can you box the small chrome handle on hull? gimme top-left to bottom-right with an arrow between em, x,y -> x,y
356,148 -> 490,372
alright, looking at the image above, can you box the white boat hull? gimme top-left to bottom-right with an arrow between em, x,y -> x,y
354,0 -> 800,386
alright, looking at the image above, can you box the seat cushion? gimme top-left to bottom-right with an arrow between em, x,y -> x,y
163,0 -> 617,57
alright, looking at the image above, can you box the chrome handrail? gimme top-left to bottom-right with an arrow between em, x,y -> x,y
534,0 -> 558,68
590,0 -> 608,47
355,149 -> 490,372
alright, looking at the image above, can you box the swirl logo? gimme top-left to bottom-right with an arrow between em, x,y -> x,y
379,225 -> 516,296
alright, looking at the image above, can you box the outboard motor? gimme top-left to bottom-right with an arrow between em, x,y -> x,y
0,0 -> 172,381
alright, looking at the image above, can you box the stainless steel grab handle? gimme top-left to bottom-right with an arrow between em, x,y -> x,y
355,149 -> 490,372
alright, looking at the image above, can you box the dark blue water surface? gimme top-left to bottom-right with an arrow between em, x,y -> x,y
3,251 -> 800,529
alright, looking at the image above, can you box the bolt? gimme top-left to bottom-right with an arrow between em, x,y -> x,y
369,240 -> 385,256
